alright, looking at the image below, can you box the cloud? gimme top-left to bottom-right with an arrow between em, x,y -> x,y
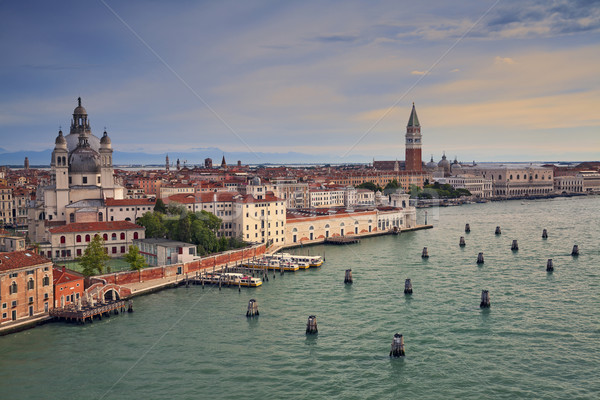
494,56 -> 515,65
312,33 -> 359,43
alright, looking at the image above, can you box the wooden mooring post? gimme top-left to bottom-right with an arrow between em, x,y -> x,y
542,229 -> 548,239
571,245 -> 579,256
495,226 -> 501,235
480,290 -> 490,308
546,259 -> 554,272
459,236 -> 466,247
389,333 -> 405,357
511,240 -> 519,251
404,279 -> 412,294
246,299 -> 259,317
477,252 -> 484,264
421,247 -> 429,258
465,223 -> 470,233
306,315 -> 318,334
344,269 -> 353,284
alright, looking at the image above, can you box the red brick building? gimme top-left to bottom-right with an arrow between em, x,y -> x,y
52,266 -> 84,308
0,250 -> 53,324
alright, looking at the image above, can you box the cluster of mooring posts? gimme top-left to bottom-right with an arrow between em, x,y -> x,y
404,279 -> 413,295
246,299 -> 259,317
344,269 -> 353,284
480,290 -> 491,308
306,315 -> 318,334
49,300 -> 131,324
390,333 -> 406,357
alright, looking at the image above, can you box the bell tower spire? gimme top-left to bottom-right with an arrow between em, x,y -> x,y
405,102 -> 422,171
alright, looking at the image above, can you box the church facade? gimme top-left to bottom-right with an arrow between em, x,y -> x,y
28,98 -> 124,244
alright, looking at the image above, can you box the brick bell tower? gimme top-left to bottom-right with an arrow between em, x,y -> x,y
405,102 -> 422,171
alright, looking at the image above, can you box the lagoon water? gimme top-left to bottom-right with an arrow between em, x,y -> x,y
1,197 -> 599,399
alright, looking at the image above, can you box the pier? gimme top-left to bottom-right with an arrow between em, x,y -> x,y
50,300 -> 129,324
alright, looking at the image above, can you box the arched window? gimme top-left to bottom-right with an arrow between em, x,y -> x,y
28,279 -> 34,290
324,224 -> 330,228
10,282 -> 17,294
510,175 -> 513,180
103,234 -> 108,241
133,232 -> 139,240
340,222 -> 345,226
120,232 -> 125,240
43,276 -> 50,286
517,174 -> 520,179
112,233 -> 117,240
499,175 -> 502,180
76,235 -> 81,243
60,236 -> 66,244
85,234 -> 91,242
309,226 -> 314,230
292,228 -> 298,232
354,220 -> 359,225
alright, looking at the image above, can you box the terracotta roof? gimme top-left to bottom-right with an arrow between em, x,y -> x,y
53,266 -> 84,285
167,192 -> 239,204
49,221 -> 143,234
0,250 -> 51,272
105,198 -> 156,206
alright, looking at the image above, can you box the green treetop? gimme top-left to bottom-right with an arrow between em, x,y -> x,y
124,245 -> 146,271
79,234 -> 111,276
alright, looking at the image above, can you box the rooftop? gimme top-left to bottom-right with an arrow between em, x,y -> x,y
0,250 -> 51,272
49,221 -> 143,234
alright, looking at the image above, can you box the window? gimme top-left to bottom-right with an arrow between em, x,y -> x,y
12,300 -> 17,307
133,232 -> 139,239
83,177 -> 88,184
44,293 -> 49,299
112,233 -> 117,240
112,247 -> 117,254
10,282 -> 18,294
2,303 -> 6,309
76,235 -> 81,243
121,246 -> 125,253
28,279 -> 34,290
85,234 -> 91,242
60,235 -> 66,244
120,232 -> 125,240
103,234 -> 108,241
28,297 -> 33,303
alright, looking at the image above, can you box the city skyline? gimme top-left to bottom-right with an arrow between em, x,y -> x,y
1,0 -> 599,163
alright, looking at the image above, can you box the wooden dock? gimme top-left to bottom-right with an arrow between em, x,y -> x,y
324,236 -> 360,245
49,300 -> 130,323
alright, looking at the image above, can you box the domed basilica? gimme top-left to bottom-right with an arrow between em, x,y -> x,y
29,98 -> 124,242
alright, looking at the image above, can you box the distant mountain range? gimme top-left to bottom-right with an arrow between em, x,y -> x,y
0,147 -> 369,166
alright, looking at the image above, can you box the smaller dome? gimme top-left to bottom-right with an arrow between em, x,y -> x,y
100,130 -> 112,146
73,97 -> 87,115
438,153 -> 450,169
426,156 -> 437,170
55,130 -> 67,146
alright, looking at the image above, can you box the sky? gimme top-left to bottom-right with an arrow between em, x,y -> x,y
0,0 -> 599,164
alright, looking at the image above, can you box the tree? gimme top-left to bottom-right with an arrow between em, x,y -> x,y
79,235 -> 111,276
124,245 -> 146,271
384,180 -> 399,190
356,181 -> 382,192
137,211 -> 167,238
154,198 -> 167,213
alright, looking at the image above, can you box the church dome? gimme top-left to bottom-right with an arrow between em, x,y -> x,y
100,130 -> 112,146
55,130 -> 67,147
69,134 -> 101,174
426,156 -> 437,170
73,97 -> 87,115
438,153 -> 450,169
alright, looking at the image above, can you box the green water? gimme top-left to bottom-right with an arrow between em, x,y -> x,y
1,197 -> 599,399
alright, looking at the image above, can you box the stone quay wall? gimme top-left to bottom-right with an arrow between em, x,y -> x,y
91,244 -> 266,286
